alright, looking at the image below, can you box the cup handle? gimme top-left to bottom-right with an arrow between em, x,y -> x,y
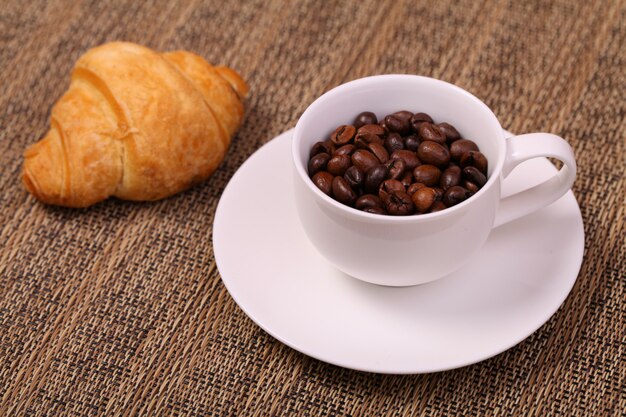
493,133 -> 577,227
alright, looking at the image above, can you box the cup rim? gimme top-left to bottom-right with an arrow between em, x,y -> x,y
292,74 -> 505,224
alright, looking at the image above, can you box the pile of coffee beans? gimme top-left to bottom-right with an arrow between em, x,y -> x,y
307,111 -> 489,215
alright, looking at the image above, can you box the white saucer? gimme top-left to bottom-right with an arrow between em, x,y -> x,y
213,129 -> 584,374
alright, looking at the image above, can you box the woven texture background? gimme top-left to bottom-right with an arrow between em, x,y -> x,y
1,0 -> 624,415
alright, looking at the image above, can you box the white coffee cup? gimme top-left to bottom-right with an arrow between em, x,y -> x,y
292,75 -> 576,286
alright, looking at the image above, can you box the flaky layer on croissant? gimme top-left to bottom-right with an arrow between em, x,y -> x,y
23,41 -> 248,207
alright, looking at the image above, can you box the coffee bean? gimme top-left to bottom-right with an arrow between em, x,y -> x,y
443,186 -> 471,207
407,182 -> 426,196
440,165 -> 461,190
354,132 -> 383,149
364,164 -> 388,193
384,115 -> 411,135
437,122 -> 461,142
460,150 -> 488,175
334,144 -> 356,156
418,123 -> 447,144
392,111 -> 414,134
312,171 -> 334,195
358,124 -> 386,137
393,110 -> 414,122
363,206 -> 387,215
412,165 -> 442,187
308,152 -> 331,176
368,142 -> 390,163
462,166 -> 487,187
450,139 -> 479,161
327,154 -> 351,176
385,133 -> 404,153
404,134 -> 420,151
386,158 -> 406,180
410,112 -> 434,131
355,194 -> 383,210
411,187 -> 437,213
429,201 -> 447,213
417,141 -> 450,168
353,111 -> 378,129
462,180 -> 479,194
332,176 -> 357,206
433,187 -> 444,201
380,179 -> 405,195
391,149 -> 421,170
344,166 -> 364,189
352,149 -> 380,172
381,190 -> 414,215
310,140 -> 334,158
330,125 -> 356,145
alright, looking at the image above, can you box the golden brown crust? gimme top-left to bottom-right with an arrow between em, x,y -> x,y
22,41 -> 247,207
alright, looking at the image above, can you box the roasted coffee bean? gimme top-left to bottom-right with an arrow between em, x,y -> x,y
385,133 -> 404,153
352,149 -> 380,172
364,164 -> 388,193
382,190 -> 414,215
404,134 -> 420,151
443,186 -> 472,207
410,112 -> 434,131
308,152 -> 331,176
368,142 -> 389,163
393,110 -> 414,122
413,165 -> 442,187
391,149 -> 421,170
354,132 -> 383,149
353,111 -> 378,129
357,124 -> 386,137
330,125 -> 356,145
417,141 -> 450,168
332,176 -> 357,206
334,144 -> 356,156
462,166 -> 487,187
418,123 -> 447,144
344,166 -> 364,189
380,179 -> 405,195
327,154 -> 351,176
450,139 -> 479,161
429,201 -> 447,213
310,140 -> 334,158
411,187 -> 437,213
384,115 -> 411,135
355,194 -> 383,210
462,180 -> 479,194
386,158 -> 406,180
438,122 -> 461,142
393,111 -> 414,133
363,206 -> 387,215
460,150 -> 488,175
407,182 -> 426,196
440,165 -> 461,190
400,171 -> 413,188
312,171 -> 334,195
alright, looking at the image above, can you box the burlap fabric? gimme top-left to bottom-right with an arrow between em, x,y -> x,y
1,0 -> 624,415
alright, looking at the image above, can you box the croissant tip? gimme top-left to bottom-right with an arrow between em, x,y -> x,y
215,66 -> 249,99
22,166 -> 41,200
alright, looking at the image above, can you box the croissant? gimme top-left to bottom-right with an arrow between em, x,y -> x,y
22,41 -> 248,207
